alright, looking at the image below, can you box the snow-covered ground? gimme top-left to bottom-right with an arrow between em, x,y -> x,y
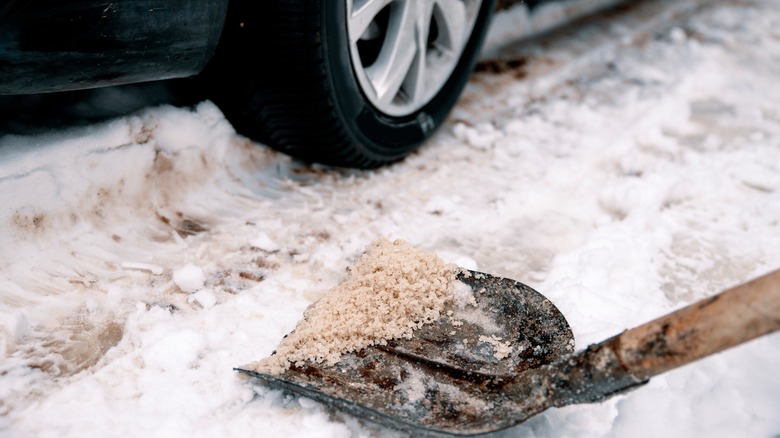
2,0 -> 780,436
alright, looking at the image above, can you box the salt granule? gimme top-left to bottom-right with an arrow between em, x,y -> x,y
247,239 -> 460,374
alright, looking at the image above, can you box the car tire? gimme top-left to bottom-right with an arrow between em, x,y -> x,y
202,0 -> 495,169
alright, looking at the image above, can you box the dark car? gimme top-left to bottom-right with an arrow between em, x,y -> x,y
0,0 -> 521,168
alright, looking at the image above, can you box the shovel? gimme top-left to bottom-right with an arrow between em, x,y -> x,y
237,268 -> 780,436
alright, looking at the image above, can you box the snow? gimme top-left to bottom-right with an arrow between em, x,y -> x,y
173,264 -> 206,293
1,0 -> 780,437
484,0 -> 624,56
250,231 -> 281,253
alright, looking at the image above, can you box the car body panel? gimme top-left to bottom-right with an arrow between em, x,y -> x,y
0,0 -> 593,97
0,0 -> 228,94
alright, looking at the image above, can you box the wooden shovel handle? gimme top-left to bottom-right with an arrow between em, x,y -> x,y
614,268 -> 780,380
541,269 -> 780,408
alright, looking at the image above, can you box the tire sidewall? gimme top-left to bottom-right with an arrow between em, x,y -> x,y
321,0 -> 496,161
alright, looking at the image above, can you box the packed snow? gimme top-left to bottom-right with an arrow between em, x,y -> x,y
1,0 -> 779,437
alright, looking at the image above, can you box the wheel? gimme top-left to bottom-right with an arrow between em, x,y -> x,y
201,0 -> 495,169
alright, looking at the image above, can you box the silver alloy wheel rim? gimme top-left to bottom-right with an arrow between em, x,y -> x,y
346,0 -> 482,117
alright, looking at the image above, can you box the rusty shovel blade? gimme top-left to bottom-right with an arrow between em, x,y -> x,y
236,271 -> 575,436
237,269 -> 780,436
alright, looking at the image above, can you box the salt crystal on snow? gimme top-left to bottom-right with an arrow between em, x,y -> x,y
250,231 -> 280,252
172,263 -> 205,293
191,290 -> 217,309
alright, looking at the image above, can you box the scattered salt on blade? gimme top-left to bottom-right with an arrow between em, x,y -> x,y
478,335 -> 513,360
246,239 -> 462,375
451,279 -> 477,308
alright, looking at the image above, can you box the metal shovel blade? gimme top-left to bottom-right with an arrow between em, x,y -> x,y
238,268 -> 780,436
236,271 -> 574,436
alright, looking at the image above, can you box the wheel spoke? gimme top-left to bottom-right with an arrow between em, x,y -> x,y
347,0 -> 482,116
365,1 -> 418,105
402,0 -> 435,103
432,0 -> 467,52
349,0 -> 394,43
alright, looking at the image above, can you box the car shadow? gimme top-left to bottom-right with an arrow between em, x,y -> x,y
0,79 -> 204,137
